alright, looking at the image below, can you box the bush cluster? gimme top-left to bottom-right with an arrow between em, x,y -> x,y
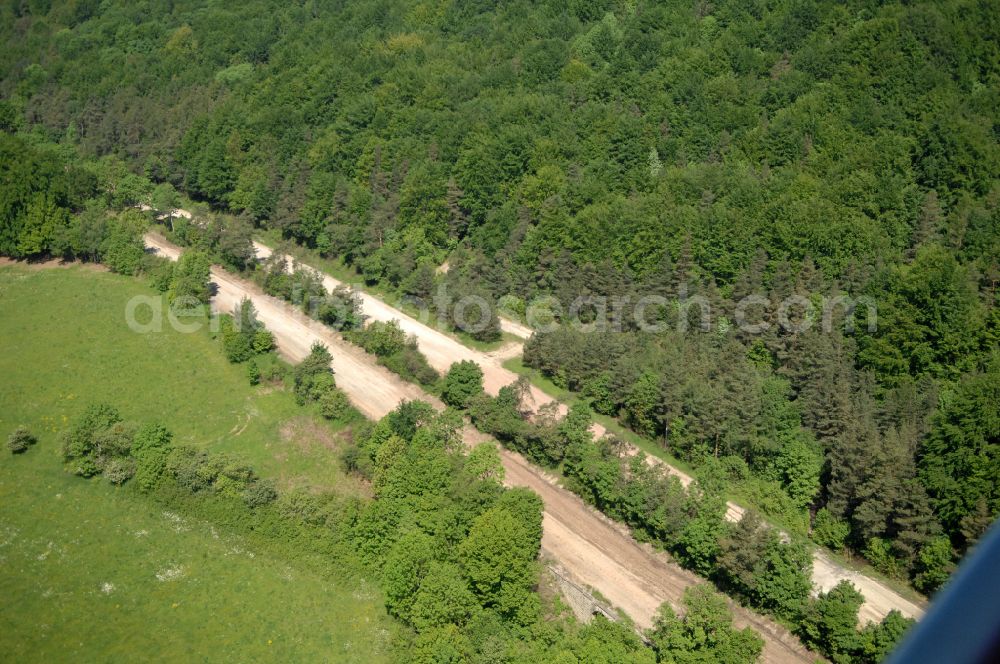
348,320 -> 440,388
7,426 -> 37,454
59,403 -> 278,509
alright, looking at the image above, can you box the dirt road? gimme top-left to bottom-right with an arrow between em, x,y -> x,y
497,314 -> 533,339
146,234 -> 431,419
252,241 -> 559,408
500,450 -> 814,663
250,239 -> 926,625
146,234 -> 814,662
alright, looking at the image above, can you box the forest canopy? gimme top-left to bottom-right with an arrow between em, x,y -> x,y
1,0 -> 998,598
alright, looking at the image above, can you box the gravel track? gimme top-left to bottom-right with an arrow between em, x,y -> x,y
144,233 -> 815,662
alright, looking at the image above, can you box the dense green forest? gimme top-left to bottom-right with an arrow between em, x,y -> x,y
1,0 -> 998,610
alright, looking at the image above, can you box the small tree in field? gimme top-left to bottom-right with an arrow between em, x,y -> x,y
7,426 -> 37,454
319,387 -> 351,421
220,316 -> 253,362
169,250 -> 211,306
222,298 -> 274,363
293,342 -> 335,404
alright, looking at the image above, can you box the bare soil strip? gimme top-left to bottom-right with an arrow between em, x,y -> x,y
145,233 -> 814,662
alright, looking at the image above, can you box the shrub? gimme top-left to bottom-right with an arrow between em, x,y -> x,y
7,426 -> 36,454
252,329 -> 275,353
857,611 -> 915,664
144,254 -> 174,292
263,362 -> 286,383
222,323 -> 253,362
243,479 -> 278,508
447,286 -> 501,343
132,423 -> 173,492
215,62 -> 254,85
409,561 -> 479,630
319,387 -> 352,421
341,445 -> 373,479
167,446 -> 220,492
719,454 -> 750,481
168,250 -> 211,305
649,585 -> 764,664
801,579 -> 879,663
582,371 -> 616,415
385,401 -> 438,440
675,514 -> 724,577
379,348 -> 440,388
442,360 -> 484,409
278,489 -> 342,527
247,360 -> 261,386
220,302 -> 274,363
215,458 -> 256,497
221,454 -> 257,484
812,508 -> 850,551
864,537 -> 905,578
260,255 -> 292,299
60,403 -> 122,477
354,319 -> 407,357
717,513 -> 813,621
737,480 -> 809,536
104,457 -> 136,485
302,371 -> 336,404
410,625 -> 473,663
316,286 -> 364,331
913,536 -> 954,594
798,581 -> 864,663
91,421 -> 137,462
217,215 -> 256,271
293,343 -> 335,404
346,320 -> 440,387
101,209 -> 146,275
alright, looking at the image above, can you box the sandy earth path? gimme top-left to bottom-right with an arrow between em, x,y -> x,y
145,233 -> 814,662
146,234 -> 430,418
252,241 -> 554,402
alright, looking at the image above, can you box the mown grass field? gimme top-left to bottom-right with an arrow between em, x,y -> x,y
0,264 -> 391,662
0,264 -> 366,494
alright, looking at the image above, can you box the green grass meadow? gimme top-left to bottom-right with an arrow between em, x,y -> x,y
0,265 -> 365,493
0,265 -> 391,662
